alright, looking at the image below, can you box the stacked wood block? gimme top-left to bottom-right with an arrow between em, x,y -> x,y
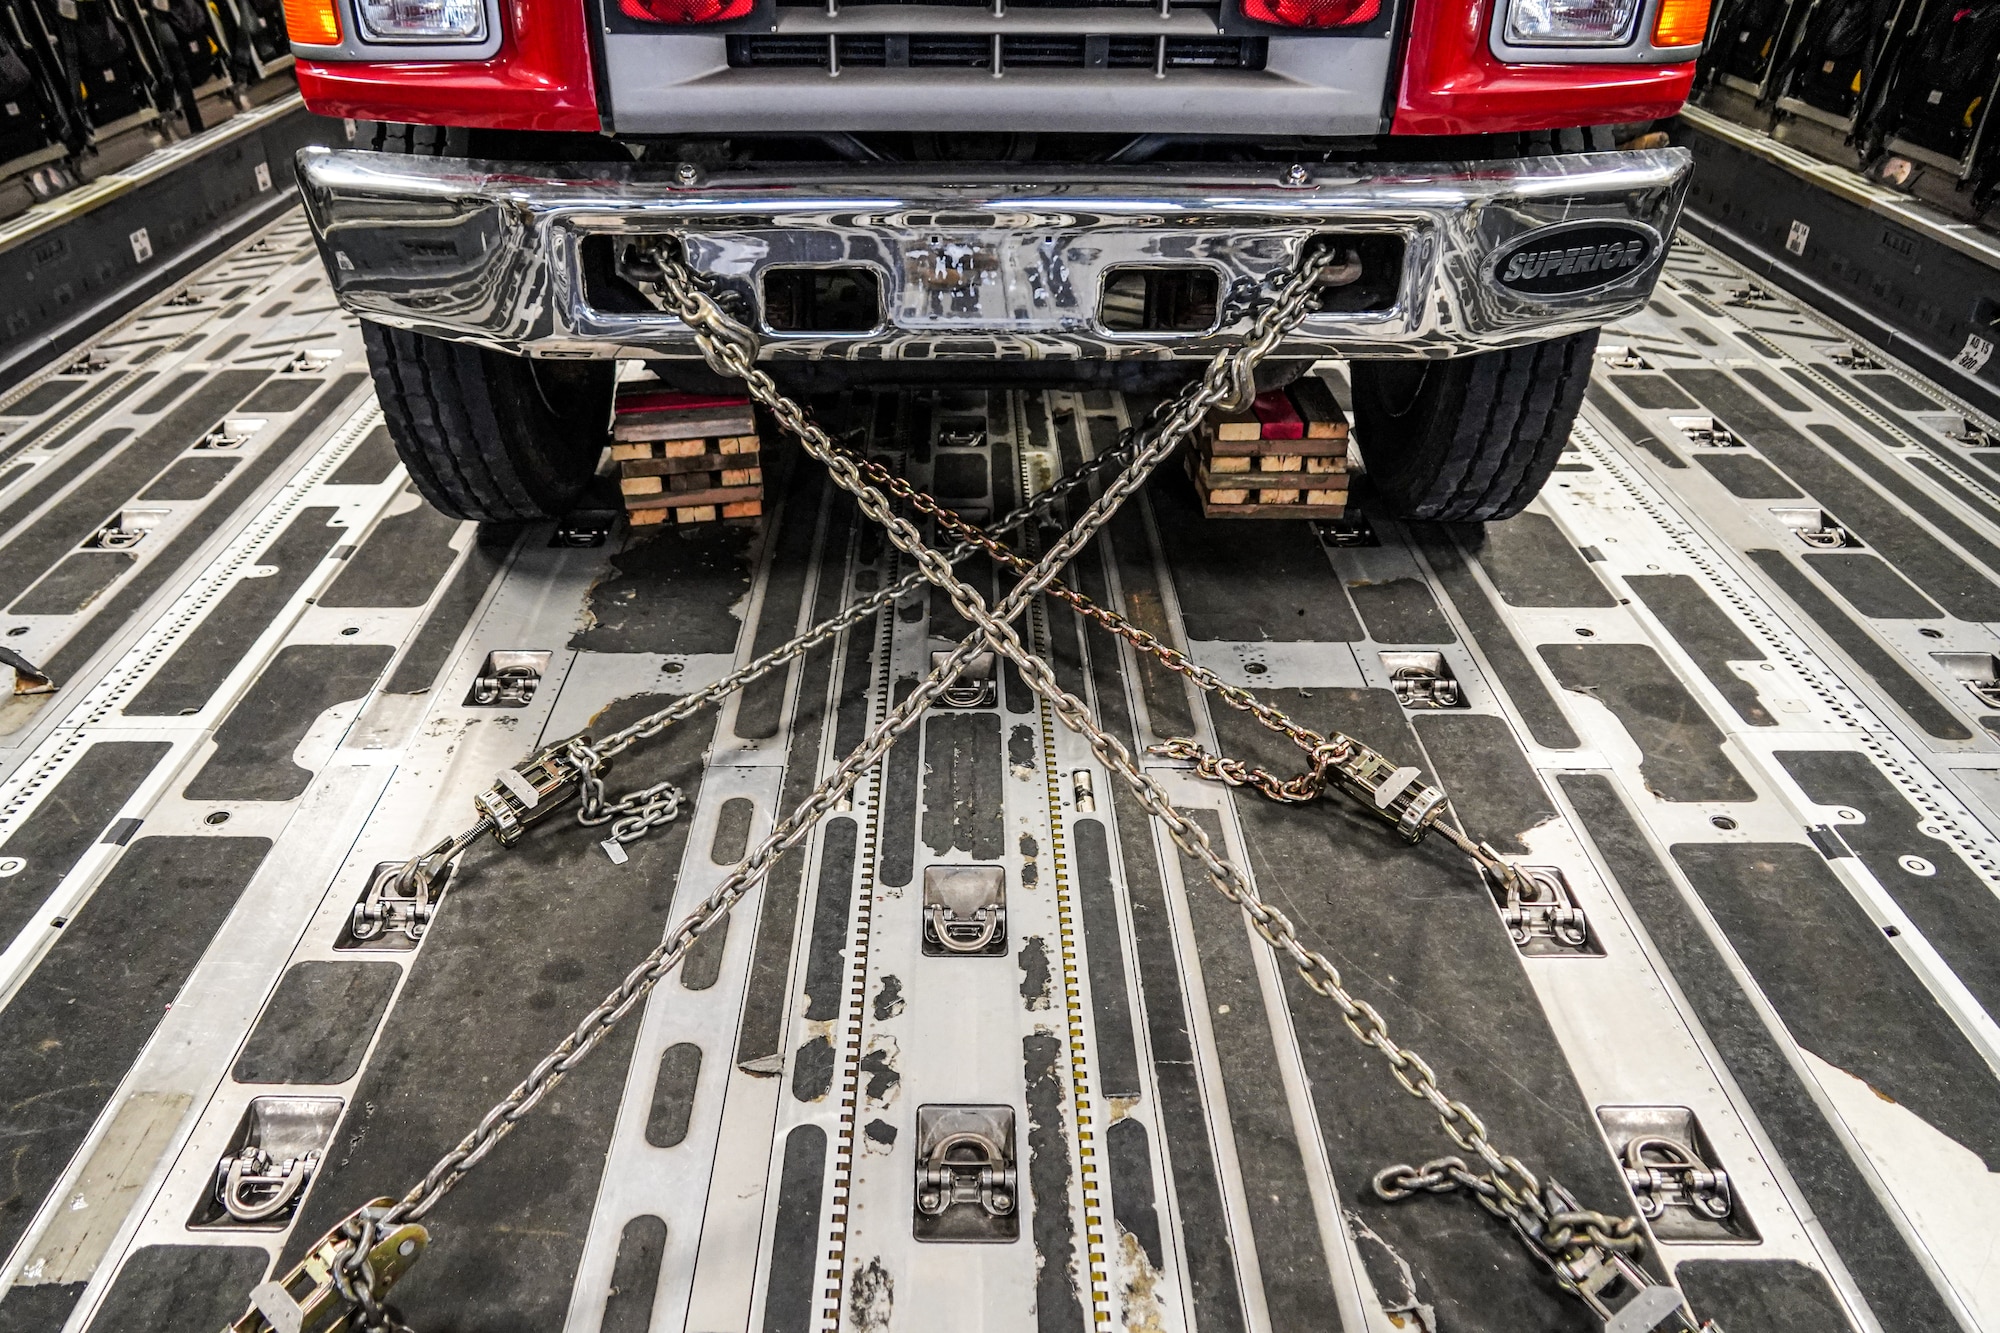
611,389 -> 766,527
1190,377 -> 1349,518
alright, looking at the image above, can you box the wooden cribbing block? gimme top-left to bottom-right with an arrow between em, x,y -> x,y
1197,466 -> 1342,491
619,449 -> 760,479
613,390 -> 755,443
612,434 -> 760,463
1205,377 -> 1348,443
623,483 -> 764,512
1198,495 -> 1349,519
1207,435 -> 1347,458
1287,376 -> 1348,440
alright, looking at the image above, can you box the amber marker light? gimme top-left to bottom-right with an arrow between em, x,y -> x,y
1652,0 -> 1710,48
283,0 -> 342,45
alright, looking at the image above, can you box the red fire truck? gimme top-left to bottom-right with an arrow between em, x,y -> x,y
281,0 -> 1704,522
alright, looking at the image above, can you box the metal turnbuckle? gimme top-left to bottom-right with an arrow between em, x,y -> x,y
350,859 -> 450,943
1561,1240 -> 1719,1333
217,1147 -> 321,1224
922,865 -> 1007,956
1623,1136 -> 1733,1224
1490,863 -> 1594,956
472,738 -> 599,847
230,1198 -> 428,1333
1326,745 -> 1449,842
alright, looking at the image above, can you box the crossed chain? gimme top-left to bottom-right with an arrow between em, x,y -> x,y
247,239 -> 1668,1333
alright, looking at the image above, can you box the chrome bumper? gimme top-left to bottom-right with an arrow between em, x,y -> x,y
295,146 -> 1694,362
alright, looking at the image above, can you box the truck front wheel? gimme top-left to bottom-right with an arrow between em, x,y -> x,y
362,322 -> 614,523
1350,328 -> 1599,524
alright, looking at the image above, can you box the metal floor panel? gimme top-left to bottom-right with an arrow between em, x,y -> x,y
3,216 -> 2000,1333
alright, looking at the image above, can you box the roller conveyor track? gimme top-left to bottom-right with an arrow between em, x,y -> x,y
3,212 -> 2000,1333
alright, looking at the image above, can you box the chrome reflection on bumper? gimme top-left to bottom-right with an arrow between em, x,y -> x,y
294,146 -> 1694,361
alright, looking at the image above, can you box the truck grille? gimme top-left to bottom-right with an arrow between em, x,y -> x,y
727,33 -> 1266,70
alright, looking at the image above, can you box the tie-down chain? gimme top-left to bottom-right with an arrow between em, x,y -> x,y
232,241 -> 1715,1333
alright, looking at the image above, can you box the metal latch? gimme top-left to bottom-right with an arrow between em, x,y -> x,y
552,510 -> 617,548
1623,1137 -> 1732,1225
1314,515 -> 1379,547
1382,652 -> 1464,710
1601,346 -> 1651,370
1488,863 -> 1596,956
1671,416 -> 1736,448
84,508 -> 169,550
1724,282 -> 1782,309
914,1104 -> 1019,1242
938,426 -> 987,448
933,649 -> 998,710
922,865 -> 1006,956
1929,652 -> 2000,708
473,737 -> 597,847
1947,417 -> 1996,449
196,1096 -> 343,1232
217,1147 -> 321,1224
466,650 -> 551,708
1825,343 -> 1881,369
1771,507 -> 1855,549
348,859 -> 451,944
284,348 -> 340,374
229,1197 -> 428,1333
200,418 -> 265,450
1596,1106 -> 1756,1243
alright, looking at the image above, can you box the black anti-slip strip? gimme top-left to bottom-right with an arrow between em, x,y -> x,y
1214,688 -> 1622,1333
1777,749 -> 2000,1028
735,493 -> 850,1069
1173,809 -> 1340,1330
1560,775 -> 1948,1333
1743,548 -> 1971,740
1077,533 -> 1247,1333
277,701 -> 709,1327
0,837 -> 272,1267
1,370 -> 269,612
42,373 -> 368,686
1409,524 -> 1581,751
1670,369 -> 2000,622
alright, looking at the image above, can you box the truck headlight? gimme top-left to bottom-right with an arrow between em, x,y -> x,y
354,0 -> 486,42
1501,0 -> 1641,45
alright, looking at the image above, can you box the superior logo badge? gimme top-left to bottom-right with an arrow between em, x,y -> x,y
1492,222 -> 1659,298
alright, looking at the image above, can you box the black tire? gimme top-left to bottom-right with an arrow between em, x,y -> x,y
362,321 -> 614,523
1349,328 -> 1599,523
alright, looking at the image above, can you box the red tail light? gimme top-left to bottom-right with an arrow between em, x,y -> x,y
1240,0 -> 1380,26
618,0 -> 751,22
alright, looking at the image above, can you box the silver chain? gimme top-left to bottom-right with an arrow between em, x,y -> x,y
257,236 -> 1687,1333
353,242 -> 1329,1236
644,241 -> 1655,1296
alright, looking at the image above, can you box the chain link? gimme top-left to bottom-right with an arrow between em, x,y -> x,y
579,778 -> 685,846
265,236 -> 1668,1333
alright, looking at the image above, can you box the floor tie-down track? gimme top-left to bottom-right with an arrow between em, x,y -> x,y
2,219 -> 2000,1333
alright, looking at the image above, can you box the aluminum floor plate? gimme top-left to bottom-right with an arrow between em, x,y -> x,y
1,219 -> 1999,1333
